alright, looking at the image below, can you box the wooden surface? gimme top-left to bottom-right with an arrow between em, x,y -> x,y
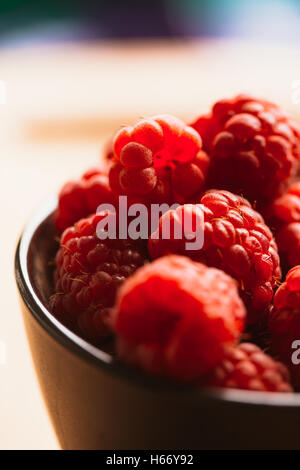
1,38 -> 300,449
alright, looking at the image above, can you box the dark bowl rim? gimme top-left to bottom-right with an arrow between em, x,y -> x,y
15,197 -> 300,407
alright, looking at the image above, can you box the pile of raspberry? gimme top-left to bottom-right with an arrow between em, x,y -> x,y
149,190 -> 281,324
49,94 -> 300,393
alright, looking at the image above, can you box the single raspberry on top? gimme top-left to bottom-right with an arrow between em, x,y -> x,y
55,166 -> 116,232
263,182 -> 300,271
191,94 -> 300,202
269,266 -> 300,389
204,342 -> 292,392
50,212 -> 147,343
109,115 -> 210,206
112,255 -> 246,381
149,189 -> 281,323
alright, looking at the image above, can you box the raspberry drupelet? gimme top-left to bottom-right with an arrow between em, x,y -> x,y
204,342 -> 292,392
263,182 -> 300,271
112,255 -> 246,381
50,212 -> 147,343
55,166 -> 116,232
191,94 -> 300,203
149,189 -> 281,324
269,266 -> 300,389
109,114 -> 210,206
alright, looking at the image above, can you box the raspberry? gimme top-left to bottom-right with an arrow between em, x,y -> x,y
103,137 -> 114,168
263,182 -> 300,271
149,190 -> 281,323
204,343 -> 292,392
265,181 -> 300,225
276,224 -> 300,270
109,115 -> 210,206
191,94 -> 300,202
50,212 -> 147,343
269,266 -> 300,388
112,255 -> 246,381
55,167 -> 116,232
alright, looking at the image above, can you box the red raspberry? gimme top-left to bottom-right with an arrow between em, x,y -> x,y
55,167 -> 116,232
149,190 -> 281,323
204,342 -> 292,392
263,182 -> 300,270
50,212 -> 147,343
191,94 -> 300,202
102,137 -> 114,168
276,224 -> 300,271
269,266 -> 300,388
266,181 -> 300,226
112,255 -> 246,381
109,115 -> 210,206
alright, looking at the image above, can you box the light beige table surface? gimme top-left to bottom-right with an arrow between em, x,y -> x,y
0,38 -> 300,449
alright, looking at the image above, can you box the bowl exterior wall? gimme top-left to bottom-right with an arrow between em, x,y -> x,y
20,295 -> 300,450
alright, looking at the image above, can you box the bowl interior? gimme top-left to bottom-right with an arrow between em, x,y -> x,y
15,197 -> 300,407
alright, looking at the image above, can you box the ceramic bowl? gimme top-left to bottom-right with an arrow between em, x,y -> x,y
15,199 -> 300,450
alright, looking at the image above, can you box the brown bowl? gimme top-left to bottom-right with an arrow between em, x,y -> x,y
15,198 -> 300,450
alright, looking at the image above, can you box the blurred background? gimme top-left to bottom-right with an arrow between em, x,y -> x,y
1,0 -> 300,450
1,0 -> 300,45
